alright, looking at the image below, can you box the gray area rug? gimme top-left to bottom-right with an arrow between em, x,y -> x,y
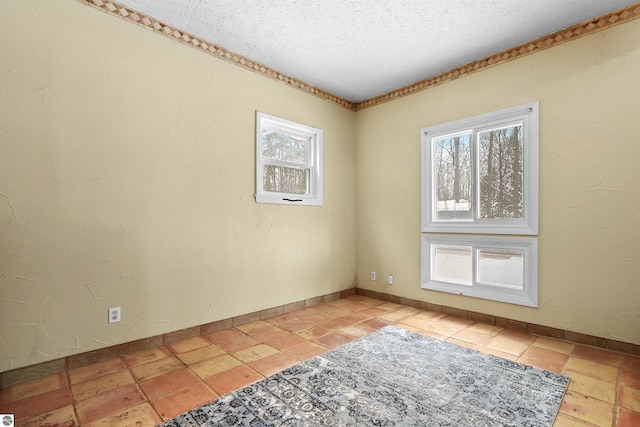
157,325 -> 569,426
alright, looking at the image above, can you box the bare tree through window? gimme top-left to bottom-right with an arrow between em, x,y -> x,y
435,133 -> 472,220
261,131 -> 310,195
255,112 -> 323,206
479,124 -> 523,219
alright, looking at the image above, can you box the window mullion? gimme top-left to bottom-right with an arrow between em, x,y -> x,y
264,159 -> 310,169
430,138 -> 438,224
471,245 -> 478,286
471,129 -> 479,222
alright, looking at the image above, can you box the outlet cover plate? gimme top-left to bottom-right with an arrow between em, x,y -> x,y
108,307 -> 121,323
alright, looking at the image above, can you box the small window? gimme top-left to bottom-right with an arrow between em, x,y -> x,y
421,234 -> 538,307
422,102 -> 539,234
256,112 -> 323,206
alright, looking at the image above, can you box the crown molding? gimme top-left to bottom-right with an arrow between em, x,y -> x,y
355,2 -> 640,111
79,0 -> 640,112
78,0 -> 357,111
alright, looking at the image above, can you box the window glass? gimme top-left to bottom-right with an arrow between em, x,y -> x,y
432,245 -> 472,285
434,133 -> 472,221
263,164 -> 309,195
478,124 -> 523,219
477,248 -> 524,289
261,131 -> 309,164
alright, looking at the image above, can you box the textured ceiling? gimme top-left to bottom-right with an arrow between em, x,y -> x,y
117,0 -> 637,102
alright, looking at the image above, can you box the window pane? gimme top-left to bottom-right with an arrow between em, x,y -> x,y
434,134 -> 472,220
263,164 -> 309,195
478,125 -> 523,218
432,245 -> 472,285
477,249 -> 523,289
261,131 -> 309,164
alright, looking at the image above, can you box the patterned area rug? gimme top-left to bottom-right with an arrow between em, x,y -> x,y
158,325 -> 569,427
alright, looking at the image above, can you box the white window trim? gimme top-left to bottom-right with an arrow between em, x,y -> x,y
421,234 -> 538,307
421,101 -> 539,235
255,112 -> 323,206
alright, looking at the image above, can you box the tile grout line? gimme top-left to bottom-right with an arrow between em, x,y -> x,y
4,296 -> 637,426
63,362 -> 82,427
130,354 -> 164,423
4,286 -> 638,391
611,358 -> 625,427
134,302 -> 622,422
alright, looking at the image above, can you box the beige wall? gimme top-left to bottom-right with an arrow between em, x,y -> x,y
0,0 -> 356,372
356,19 -> 640,345
2,1 -> 639,374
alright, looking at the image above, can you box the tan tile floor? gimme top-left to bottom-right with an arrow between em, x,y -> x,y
1,295 -> 639,426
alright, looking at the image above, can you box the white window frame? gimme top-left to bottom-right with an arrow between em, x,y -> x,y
420,102 -> 539,307
421,234 -> 538,307
255,112 -> 323,206
421,102 -> 539,235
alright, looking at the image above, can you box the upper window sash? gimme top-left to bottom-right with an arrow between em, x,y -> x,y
256,112 -> 323,206
421,102 -> 539,235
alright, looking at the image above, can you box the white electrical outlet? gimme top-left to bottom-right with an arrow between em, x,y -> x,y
388,274 -> 394,285
370,271 -> 376,281
108,307 -> 121,323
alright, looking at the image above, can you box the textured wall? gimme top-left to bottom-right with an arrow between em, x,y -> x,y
356,19 -> 640,345
0,0 -> 356,372
2,0 -> 638,375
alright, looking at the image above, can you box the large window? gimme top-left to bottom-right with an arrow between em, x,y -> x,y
256,112 -> 323,206
422,102 -> 538,235
421,102 -> 539,307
